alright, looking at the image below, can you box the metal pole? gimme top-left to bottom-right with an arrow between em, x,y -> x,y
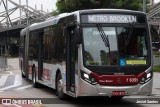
35,4 -> 37,10
19,0 -> 22,25
26,0 -> 29,26
143,0 -> 146,13
5,32 -> 7,57
5,0 -> 8,57
152,0 -> 154,5
1,47 -> 2,56
6,0 -> 8,27
41,4 -> 43,11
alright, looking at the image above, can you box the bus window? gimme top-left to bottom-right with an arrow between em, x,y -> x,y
43,27 -> 51,63
83,27 -> 118,66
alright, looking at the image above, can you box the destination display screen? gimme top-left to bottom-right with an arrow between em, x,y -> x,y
81,14 -> 145,23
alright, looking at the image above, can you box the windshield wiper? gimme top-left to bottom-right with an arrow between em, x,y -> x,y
125,24 -> 134,46
96,24 -> 110,56
96,24 -> 110,47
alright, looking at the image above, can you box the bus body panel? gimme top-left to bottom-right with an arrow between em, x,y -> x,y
77,78 -> 152,96
28,59 -> 67,90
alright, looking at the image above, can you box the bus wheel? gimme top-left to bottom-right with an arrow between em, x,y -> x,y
56,73 -> 67,100
32,67 -> 39,88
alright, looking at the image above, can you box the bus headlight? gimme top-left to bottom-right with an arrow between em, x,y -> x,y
81,71 -> 98,85
147,73 -> 151,78
140,72 -> 152,84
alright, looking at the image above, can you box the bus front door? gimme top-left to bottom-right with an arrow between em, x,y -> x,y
38,32 -> 43,80
66,27 -> 76,93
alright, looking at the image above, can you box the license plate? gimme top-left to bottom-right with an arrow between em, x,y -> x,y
112,91 -> 125,96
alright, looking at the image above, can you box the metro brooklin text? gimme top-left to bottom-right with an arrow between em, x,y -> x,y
136,99 -> 159,104
88,15 -> 137,23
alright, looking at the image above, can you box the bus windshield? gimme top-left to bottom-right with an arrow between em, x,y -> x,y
82,26 -> 149,66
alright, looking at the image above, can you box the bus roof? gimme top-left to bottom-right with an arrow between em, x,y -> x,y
21,9 -> 145,33
78,9 -> 145,14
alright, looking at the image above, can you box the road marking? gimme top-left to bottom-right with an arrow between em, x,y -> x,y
8,71 -> 13,75
13,104 -> 22,107
14,85 -> 32,90
154,94 -> 160,97
0,75 -> 22,91
0,75 -> 8,86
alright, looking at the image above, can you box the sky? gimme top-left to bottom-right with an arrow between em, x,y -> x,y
155,0 -> 160,3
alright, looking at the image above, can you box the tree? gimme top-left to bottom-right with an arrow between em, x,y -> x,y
56,0 -> 144,14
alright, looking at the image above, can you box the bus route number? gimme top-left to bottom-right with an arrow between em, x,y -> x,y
126,78 -> 138,83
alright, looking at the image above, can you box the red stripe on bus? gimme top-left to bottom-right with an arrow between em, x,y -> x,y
28,65 -> 50,80
42,69 -> 51,80
91,72 -> 146,85
28,65 -> 32,74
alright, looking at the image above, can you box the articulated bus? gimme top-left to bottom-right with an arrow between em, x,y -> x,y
19,9 -> 153,99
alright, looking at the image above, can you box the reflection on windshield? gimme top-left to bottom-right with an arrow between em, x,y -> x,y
117,27 -> 148,66
83,27 -> 149,66
83,27 -> 118,66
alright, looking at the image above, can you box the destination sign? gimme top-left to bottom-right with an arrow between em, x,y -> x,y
81,14 -> 139,23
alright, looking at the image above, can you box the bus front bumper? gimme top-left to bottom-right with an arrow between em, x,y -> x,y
77,78 -> 152,97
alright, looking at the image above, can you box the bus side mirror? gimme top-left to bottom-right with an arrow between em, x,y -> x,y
75,28 -> 82,44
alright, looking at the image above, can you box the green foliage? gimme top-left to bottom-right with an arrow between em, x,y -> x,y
56,0 -> 144,14
52,10 -> 59,16
153,65 -> 160,73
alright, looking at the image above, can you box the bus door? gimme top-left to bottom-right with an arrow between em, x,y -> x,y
23,34 -> 28,78
38,31 -> 43,80
66,26 -> 76,93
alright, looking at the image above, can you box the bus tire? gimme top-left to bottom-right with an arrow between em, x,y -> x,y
32,67 -> 39,88
56,73 -> 67,100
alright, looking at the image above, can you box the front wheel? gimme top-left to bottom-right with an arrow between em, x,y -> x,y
56,73 -> 67,100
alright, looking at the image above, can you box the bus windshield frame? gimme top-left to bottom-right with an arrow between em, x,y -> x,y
81,14 -> 151,67
81,23 -> 151,68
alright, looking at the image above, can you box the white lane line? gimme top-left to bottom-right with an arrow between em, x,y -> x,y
0,75 -> 22,91
8,71 -> 13,75
0,75 -> 8,86
14,85 -> 32,90
155,94 -> 160,97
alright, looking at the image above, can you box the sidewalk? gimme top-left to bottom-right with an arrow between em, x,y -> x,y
7,58 -> 20,69
152,72 -> 160,96
0,58 -> 20,75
